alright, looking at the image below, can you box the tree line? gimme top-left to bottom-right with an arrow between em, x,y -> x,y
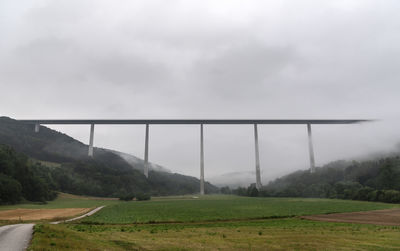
0,145 -> 57,204
221,156 -> 400,204
0,143 -> 219,204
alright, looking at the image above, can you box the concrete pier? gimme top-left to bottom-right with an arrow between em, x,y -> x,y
34,123 -> 40,133
88,124 -> 94,157
254,124 -> 262,189
307,123 -> 316,173
144,124 -> 149,178
200,124 -> 205,195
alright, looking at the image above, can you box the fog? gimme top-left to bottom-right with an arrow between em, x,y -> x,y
1,0 -> 399,185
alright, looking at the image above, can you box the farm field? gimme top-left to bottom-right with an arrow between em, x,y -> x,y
0,193 -> 120,211
84,195 -> 399,224
0,208 -> 91,221
27,195 -> 400,250
0,193 -> 119,224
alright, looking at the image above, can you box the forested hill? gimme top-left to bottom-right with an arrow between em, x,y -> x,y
260,155 -> 400,203
0,145 -> 57,203
0,116 -> 132,164
0,117 -> 217,202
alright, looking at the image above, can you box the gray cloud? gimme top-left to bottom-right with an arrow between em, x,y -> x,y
0,0 -> 400,184
193,42 -> 296,99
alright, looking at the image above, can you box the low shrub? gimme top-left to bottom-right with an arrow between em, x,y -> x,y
136,193 -> 151,201
381,190 -> 400,203
119,194 -> 135,201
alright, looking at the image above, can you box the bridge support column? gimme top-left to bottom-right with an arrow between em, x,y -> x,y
34,123 -> 40,133
254,124 -> 262,189
144,124 -> 149,178
200,124 -> 205,195
307,123 -> 316,173
88,124 -> 95,157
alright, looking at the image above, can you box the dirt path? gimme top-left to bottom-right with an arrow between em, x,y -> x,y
51,206 -> 105,224
302,208 -> 400,226
0,208 -> 91,221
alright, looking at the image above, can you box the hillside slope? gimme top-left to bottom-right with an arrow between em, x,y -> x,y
260,156 -> 400,203
0,117 -> 218,197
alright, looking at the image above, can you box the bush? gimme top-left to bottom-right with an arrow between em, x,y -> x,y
232,187 -> 247,196
259,189 -> 271,197
220,186 -> 231,194
381,190 -> 400,203
376,190 -> 386,202
247,186 -> 259,197
303,183 -> 331,198
334,181 -> 362,200
119,194 -> 135,201
354,187 -> 374,201
366,190 -> 377,201
136,193 -> 151,201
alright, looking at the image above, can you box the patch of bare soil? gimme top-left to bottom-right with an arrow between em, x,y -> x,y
302,208 -> 400,226
0,208 -> 91,221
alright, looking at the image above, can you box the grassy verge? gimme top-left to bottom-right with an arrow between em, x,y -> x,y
30,218 -> 400,250
84,195 -> 399,224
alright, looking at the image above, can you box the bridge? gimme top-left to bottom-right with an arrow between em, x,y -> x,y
18,119 -> 370,194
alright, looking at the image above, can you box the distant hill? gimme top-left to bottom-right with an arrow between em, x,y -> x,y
0,117 -> 218,198
257,156 -> 400,203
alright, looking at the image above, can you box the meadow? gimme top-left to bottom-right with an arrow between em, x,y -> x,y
23,195 -> 400,250
84,195 -> 398,224
0,193 -> 120,211
31,216 -> 400,250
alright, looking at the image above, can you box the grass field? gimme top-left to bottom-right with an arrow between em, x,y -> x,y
84,195 -> 399,224
31,217 -> 400,250
0,193 -> 119,211
25,195 -> 400,250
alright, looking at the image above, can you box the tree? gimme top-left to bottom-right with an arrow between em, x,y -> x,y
247,186 -> 259,197
0,174 -> 22,204
220,186 -> 231,194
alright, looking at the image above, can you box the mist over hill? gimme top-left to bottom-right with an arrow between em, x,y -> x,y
113,150 -> 171,173
208,171 -> 255,188
230,154 -> 400,204
0,117 -> 218,200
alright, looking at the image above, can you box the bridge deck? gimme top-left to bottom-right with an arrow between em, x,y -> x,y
18,119 -> 370,125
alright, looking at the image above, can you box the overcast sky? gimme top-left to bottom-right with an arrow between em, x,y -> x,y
1,0 -> 400,184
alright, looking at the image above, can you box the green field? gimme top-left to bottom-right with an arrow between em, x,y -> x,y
84,195 -> 399,224
4,194 -> 397,250
0,193 -> 120,211
31,216 -> 400,250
